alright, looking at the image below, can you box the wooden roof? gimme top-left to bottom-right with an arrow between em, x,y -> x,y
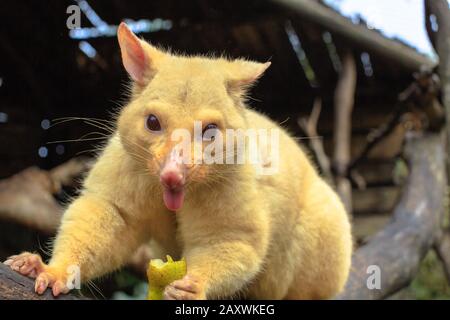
0,0 -> 436,175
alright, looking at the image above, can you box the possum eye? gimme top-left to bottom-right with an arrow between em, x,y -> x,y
202,123 -> 218,140
146,114 -> 161,132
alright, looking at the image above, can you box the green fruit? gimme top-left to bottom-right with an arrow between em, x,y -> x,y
147,255 -> 187,300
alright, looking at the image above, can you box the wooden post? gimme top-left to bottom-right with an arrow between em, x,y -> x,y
333,49 -> 356,214
425,0 -> 450,284
425,0 -> 450,180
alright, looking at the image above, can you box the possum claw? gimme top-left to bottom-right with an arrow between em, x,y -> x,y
52,280 -> 69,296
35,274 -> 50,295
7,252 -> 69,296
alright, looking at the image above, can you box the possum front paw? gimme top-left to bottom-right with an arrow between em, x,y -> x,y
4,252 -> 45,278
3,252 -> 69,296
163,275 -> 206,300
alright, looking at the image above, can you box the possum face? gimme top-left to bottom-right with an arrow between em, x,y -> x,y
116,23 -> 269,212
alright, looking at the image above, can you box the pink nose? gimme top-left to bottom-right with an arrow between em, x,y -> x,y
160,146 -> 186,189
160,170 -> 184,190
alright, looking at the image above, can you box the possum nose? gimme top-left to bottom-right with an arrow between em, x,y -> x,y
160,146 -> 186,189
160,170 -> 184,190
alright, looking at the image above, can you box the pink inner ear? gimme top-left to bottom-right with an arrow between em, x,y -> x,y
118,23 -> 148,84
232,61 -> 272,88
246,61 -> 271,84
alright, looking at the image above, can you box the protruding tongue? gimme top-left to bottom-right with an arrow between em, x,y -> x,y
163,188 -> 185,212
160,146 -> 186,212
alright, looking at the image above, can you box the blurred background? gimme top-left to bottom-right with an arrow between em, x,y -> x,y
0,0 -> 449,299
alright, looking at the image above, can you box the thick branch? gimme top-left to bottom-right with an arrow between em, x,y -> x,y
0,158 -> 89,234
336,133 -> 446,299
425,1 -> 450,286
425,0 -> 450,183
0,263 -> 84,300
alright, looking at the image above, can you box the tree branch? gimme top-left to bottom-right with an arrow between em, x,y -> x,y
0,263 -> 85,300
424,0 -> 450,287
425,0 -> 450,181
0,158 -> 90,234
336,132 -> 447,299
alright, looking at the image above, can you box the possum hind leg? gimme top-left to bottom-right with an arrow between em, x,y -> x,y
284,180 -> 352,300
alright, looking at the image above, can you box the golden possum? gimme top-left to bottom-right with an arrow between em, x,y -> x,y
4,23 -> 352,299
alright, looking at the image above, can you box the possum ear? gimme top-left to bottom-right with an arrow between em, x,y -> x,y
117,22 -> 164,85
227,60 -> 271,95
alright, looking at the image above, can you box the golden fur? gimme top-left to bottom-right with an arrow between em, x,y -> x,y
6,23 -> 352,299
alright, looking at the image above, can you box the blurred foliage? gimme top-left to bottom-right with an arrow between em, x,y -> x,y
392,250 -> 450,300
111,270 -> 147,300
393,157 -> 409,185
113,282 -> 148,300
78,269 -> 144,300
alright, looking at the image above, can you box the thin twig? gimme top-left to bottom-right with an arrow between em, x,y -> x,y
298,97 -> 333,183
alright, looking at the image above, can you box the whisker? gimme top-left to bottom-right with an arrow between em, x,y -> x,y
292,136 -> 323,140
85,279 -> 106,300
51,117 -> 114,128
46,136 -> 107,144
278,117 -> 290,126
